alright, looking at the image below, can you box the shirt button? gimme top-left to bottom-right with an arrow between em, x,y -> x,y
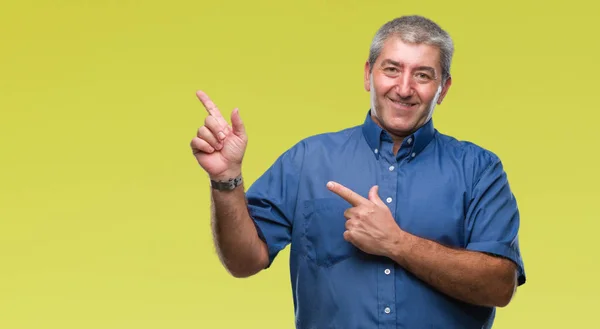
384,268 -> 391,275
407,137 -> 413,144
388,165 -> 395,171
384,307 -> 391,314
411,152 -> 416,158
374,149 -> 379,154
386,197 -> 392,203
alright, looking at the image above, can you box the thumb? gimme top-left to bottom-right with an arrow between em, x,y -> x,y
230,108 -> 246,137
368,185 -> 384,205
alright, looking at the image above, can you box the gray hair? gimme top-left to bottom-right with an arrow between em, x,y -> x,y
368,15 -> 454,83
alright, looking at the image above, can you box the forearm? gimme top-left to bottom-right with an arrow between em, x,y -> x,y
389,231 -> 517,307
211,184 -> 269,278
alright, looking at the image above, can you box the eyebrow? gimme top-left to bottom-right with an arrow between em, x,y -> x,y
380,59 -> 436,76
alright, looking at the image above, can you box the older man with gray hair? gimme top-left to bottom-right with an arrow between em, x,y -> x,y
190,15 -> 526,329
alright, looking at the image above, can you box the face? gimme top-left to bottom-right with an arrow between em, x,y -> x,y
364,37 -> 452,139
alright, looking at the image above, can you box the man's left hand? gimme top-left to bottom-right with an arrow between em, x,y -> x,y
326,181 -> 404,258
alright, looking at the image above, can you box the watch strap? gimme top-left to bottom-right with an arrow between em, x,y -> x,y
210,174 -> 243,191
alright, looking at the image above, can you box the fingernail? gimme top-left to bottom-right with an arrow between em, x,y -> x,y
327,182 -> 334,188
218,132 -> 226,140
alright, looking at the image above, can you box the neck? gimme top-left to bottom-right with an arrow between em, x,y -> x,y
370,113 -> 406,155
392,140 -> 403,155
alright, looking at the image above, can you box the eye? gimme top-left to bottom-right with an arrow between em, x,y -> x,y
415,72 -> 433,82
382,67 -> 400,77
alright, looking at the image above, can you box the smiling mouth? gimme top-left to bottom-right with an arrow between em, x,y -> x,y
388,97 -> 418,108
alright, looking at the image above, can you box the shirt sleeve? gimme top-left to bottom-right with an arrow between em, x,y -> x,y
465,157 -> 526,286
245,142 -> 305,268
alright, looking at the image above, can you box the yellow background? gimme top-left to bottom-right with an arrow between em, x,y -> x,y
1,0 -> 598,328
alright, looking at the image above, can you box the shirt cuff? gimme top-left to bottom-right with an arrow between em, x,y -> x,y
466,241 -> 526,285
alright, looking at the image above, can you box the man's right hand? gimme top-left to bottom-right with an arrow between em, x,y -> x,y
190,90 -> 248,180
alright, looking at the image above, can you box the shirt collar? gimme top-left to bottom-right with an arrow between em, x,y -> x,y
361,110 -> 436,160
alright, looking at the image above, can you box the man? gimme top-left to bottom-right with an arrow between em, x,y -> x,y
190,15 -> 526,329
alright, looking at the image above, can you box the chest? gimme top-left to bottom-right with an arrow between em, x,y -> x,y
292,155 -> 470,266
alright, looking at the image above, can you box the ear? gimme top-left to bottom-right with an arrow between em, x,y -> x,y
364,61 -> 371,92
437,76 -> 452,105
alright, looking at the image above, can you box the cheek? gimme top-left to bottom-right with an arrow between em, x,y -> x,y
372,76 -> 396,95
418,86 -> 442,102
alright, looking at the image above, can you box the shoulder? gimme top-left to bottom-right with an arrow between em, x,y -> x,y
287,125 -> 363,153
437,132 -> 499,161
434,131 -> 503,181
269,125 -> 363,166
300,125 -> 362,146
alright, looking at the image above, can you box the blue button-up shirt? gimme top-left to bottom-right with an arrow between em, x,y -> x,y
246,111 -> 526,329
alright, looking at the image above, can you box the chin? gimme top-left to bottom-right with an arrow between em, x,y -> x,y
385,115 -> 415,129
373,108 -> 426,135
387,116 -> 430,136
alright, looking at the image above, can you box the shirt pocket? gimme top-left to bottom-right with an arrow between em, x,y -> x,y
302,197 -> 359,267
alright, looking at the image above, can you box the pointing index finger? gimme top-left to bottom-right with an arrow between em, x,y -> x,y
196,90 -> 225,119
326,181 -> 367,207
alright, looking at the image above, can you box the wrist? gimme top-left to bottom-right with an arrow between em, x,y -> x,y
388,229 -> 411,265
210,171 -> 243,191
210,168 -> 242,182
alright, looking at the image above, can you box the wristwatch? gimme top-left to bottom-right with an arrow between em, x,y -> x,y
210,174 -> 243,191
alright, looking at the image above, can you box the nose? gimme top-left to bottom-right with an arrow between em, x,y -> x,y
395,74 -> 414,99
